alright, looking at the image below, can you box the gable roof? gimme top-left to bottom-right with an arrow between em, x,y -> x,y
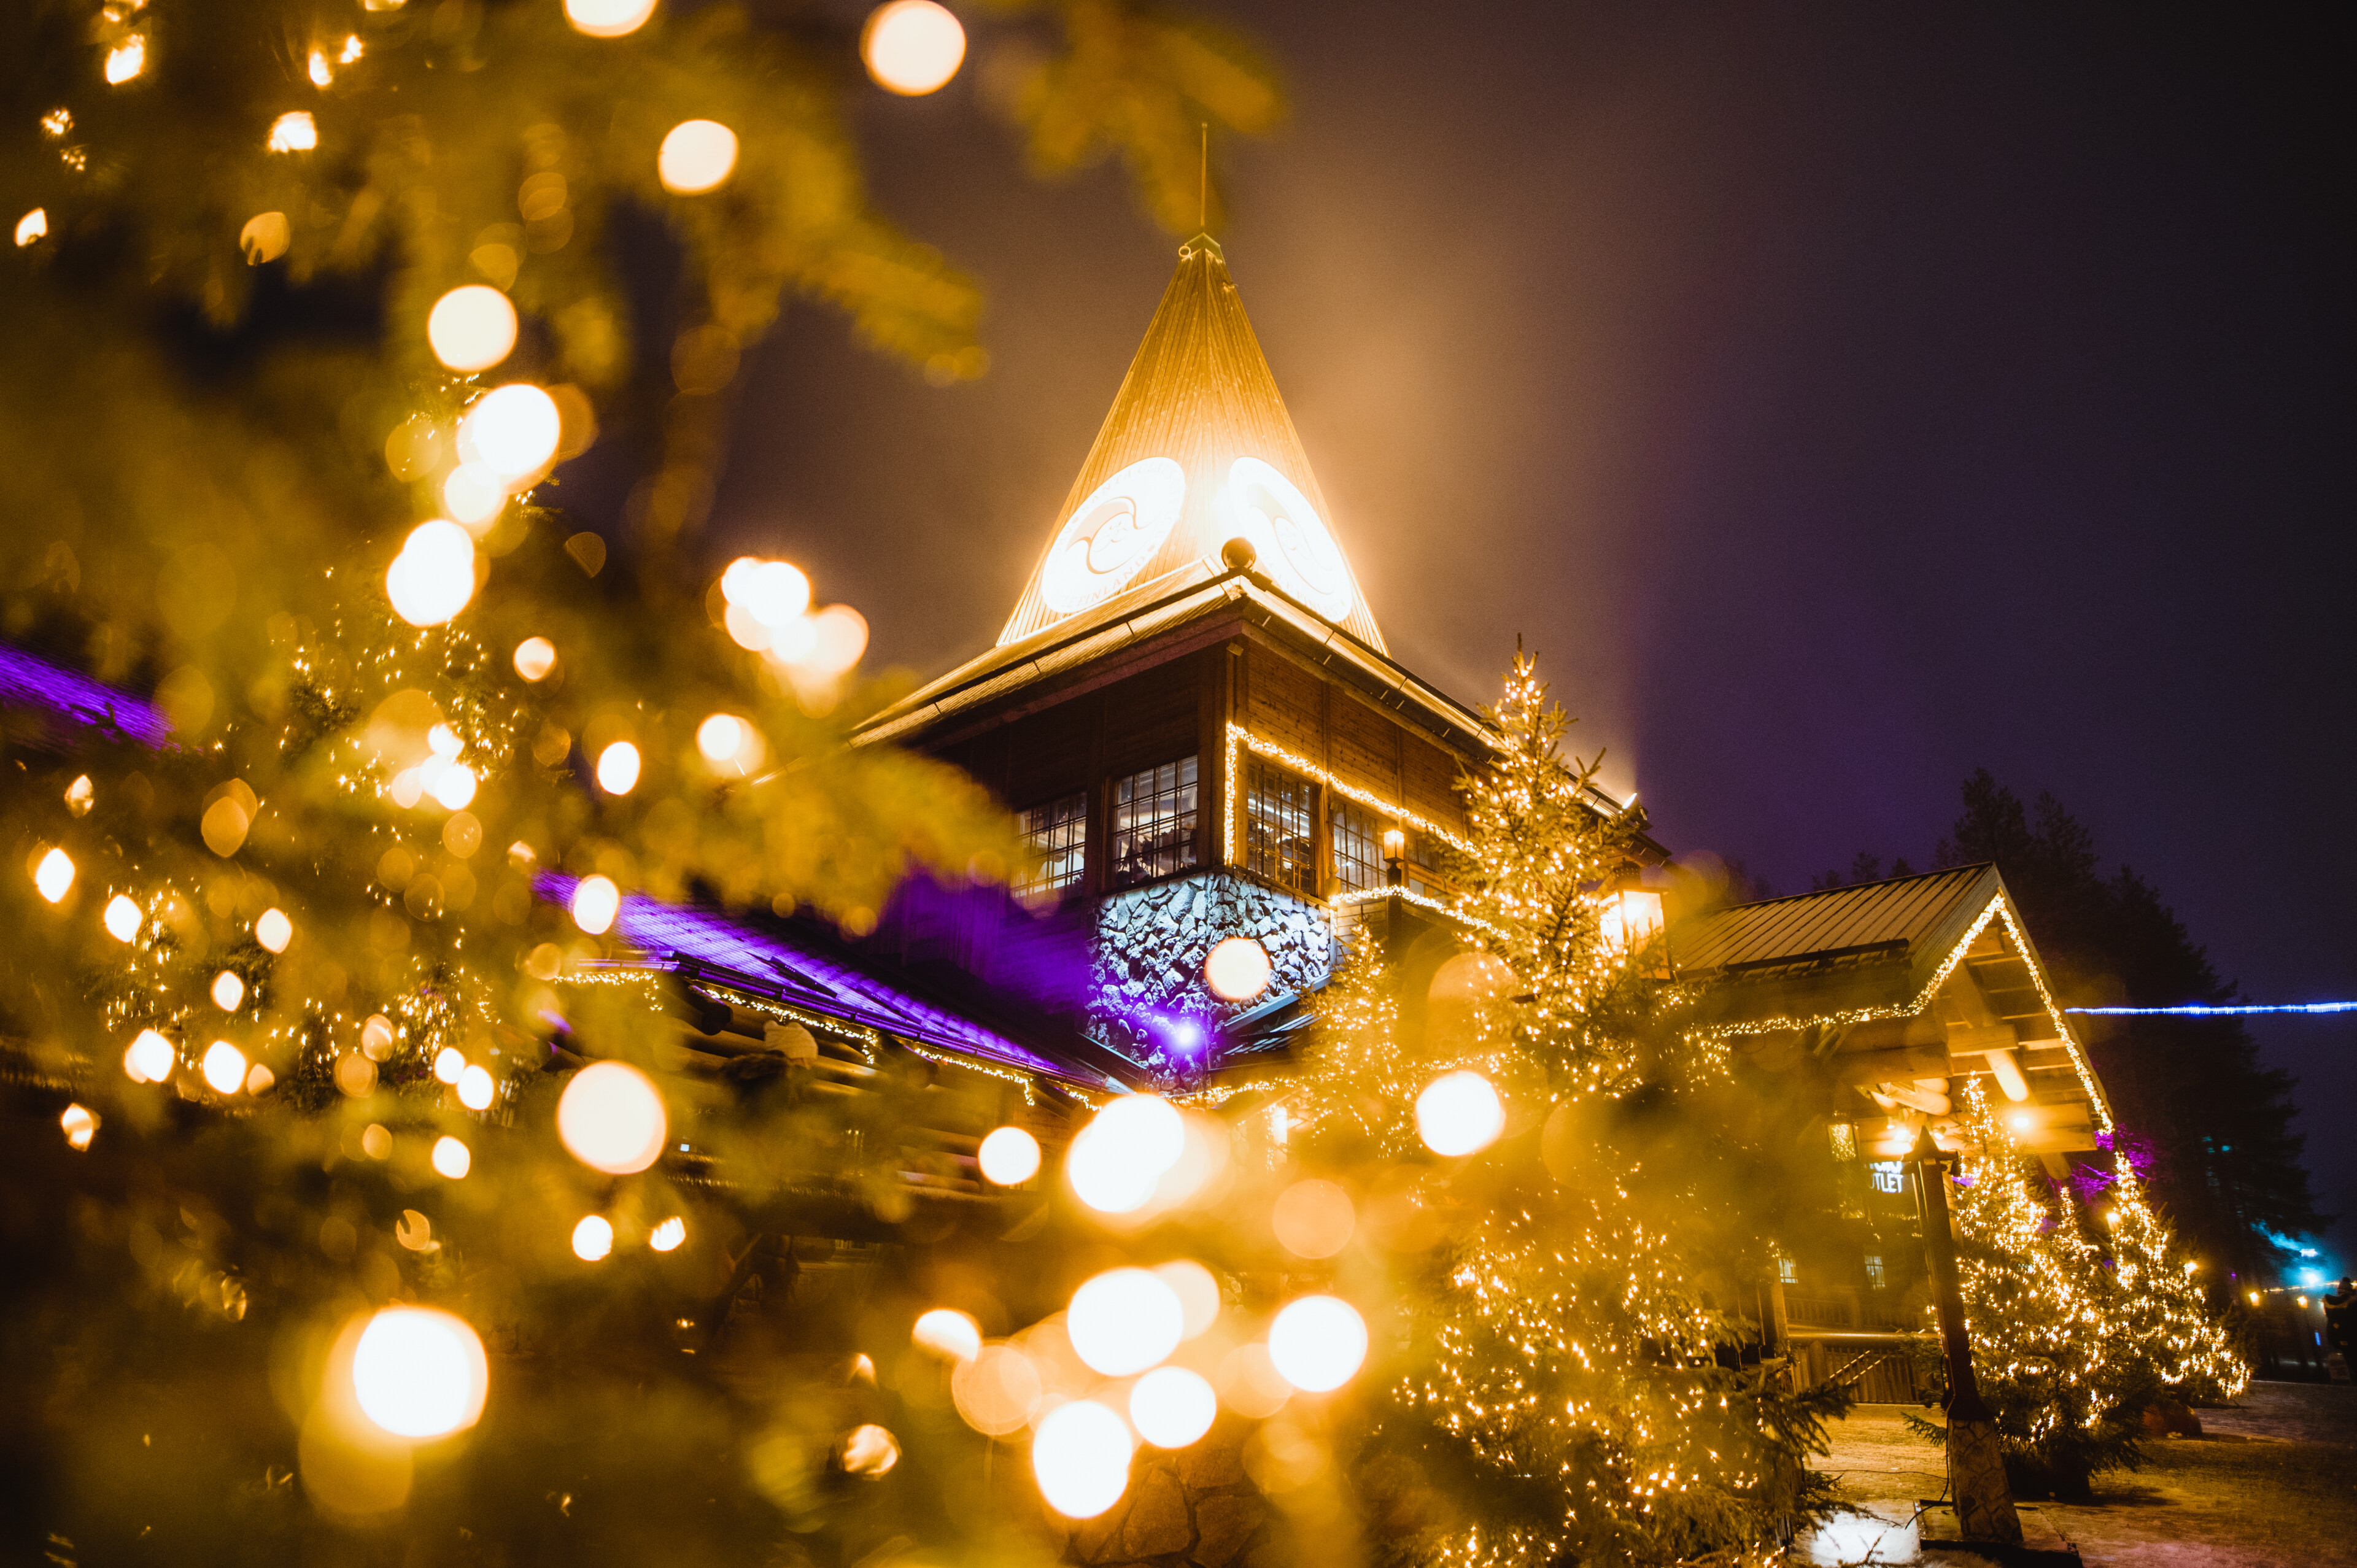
997,235 -> 1384,652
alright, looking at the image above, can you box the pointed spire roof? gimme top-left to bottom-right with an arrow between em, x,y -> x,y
999,236 -> 1385,651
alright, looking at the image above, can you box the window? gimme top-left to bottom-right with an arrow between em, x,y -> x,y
1827,1123 -> 1859,1162
1246,759 -> 1317,894
1330,796 -> 1385,894
1777,1256 -> 1798,1284
1110,757 -> 1197,886
1864,1253 -> 1888,1289
1016,792 -> 1087,896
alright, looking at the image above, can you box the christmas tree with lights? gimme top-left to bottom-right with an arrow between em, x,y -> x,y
0,1 -> 1277,1559
1287,654 -> 1846,1567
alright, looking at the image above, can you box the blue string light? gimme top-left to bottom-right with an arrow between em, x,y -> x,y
2065,1002 -> 2357,1017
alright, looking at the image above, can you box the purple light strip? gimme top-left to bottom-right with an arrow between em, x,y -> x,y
536,874 -> 1066,1077
0,644 -> 171,746
2067,1001 -> 2357,1017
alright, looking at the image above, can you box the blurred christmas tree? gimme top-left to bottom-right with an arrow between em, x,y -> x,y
1280,655 -> 1848,1567
0,0 -> 1277,1559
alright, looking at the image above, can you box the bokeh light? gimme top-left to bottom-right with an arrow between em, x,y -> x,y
861,0 -> 966,95
1267,1296 -> 1368,1393
430,761 -> 478,811
649,1216 -> 686,1252
571,1215 -> 613,1261
803,604 -> 870,676
696,713 -> 745,762
571,874 -> 620,935
1204,935 -> 1272,1002
426,285 -> 517,373
60,1102 -> 99,1152
245,1062 -> 276,1095
557,1060 -> 668,1175
431,1135 -> 471,1179
1066,1094 -> 1185,1213
951,1343 -> 1042,1435
443,464 -> 506,528
461,384 -> 561,478
1272,1178 -> 1355,1259
201,1040 -> 248,1094
351,1307 -> 488,1438
1130,1365 -> 1217,1449
16,208 -> 48,247
1031,1400 -> 1132,1519
736,560 -> 810,626
125,1028 -> 176,1083
840,1424 -> 900,1477
103,894 -> 141,941
433,1047 -> 465,1085
456,1064 -> 496,1111
595,741 -> 641,795
977,1124 -> 1042,1186
386,520 -> 476,627
1152,1259 -> 1223,1339
1067,1267 -> 1183,1376
255,906 -> 293,952
657,120 -> 738,195
211,970 -> 246,1011
912,1307 -> 982,1364
33,847 -> 74,902
1416,1070 -> 1505,1157
513,636 -> 557,681
563,0 -> 658,38
105,36 -> 147,83
267,111 -> 317,152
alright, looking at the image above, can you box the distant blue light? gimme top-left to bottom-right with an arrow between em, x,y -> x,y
2067,1001 -> 2357,1016
2301,1269 -> 2326,1286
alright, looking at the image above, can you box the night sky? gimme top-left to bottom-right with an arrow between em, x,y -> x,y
603,3 -> 2356,1265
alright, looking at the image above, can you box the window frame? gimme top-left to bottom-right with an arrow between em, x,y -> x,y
1109,755 -> 1199,888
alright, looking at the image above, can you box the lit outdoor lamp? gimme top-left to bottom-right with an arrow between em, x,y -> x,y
1382,827 -> 1406,886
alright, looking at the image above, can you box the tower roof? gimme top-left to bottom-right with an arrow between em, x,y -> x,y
999,236 -> 1385,651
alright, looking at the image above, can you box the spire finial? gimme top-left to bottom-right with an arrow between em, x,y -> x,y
1199,122 -> 1208,232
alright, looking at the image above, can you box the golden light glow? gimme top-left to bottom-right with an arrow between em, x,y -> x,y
862,0 -> 967,95
33,847 -> 74,903
1204,935 -> 1272,1002
513,636 -> 557,681
246,1063 -> 275,1094
1267,1296 -> 1367,1392
60,1102 -> 99,1152
1037,457 -> 1184,614
1153,1259 -> 1222,1339
1272,1178 -> 1355,1259
802,604 -> 869,677
430,762 -> 477,811
564,0 -> 659,37
16,208 -> 48,247
431,1136 -> 471,1179
977,1124 -> 1042,1186
211,970 -> 246,1011
1416,1070 -> 1504,1157
433,1047 -> 465,1085
571,874 -> 621,935
427,286 -> 517,373
912,1308 -> 983,1364
255,906 -> 293,952
1067,1267 -> 1184,1376
456,1064 -> 496,1111
657,120 -> 738,195
1130,1365 -> 1218,1449
103,894 -> 141,941
1381,826 -> 1406,859
1223,724 -> 1473,867
556,1060 -> 668,1175
385,520 -> 476,627
1031,1400 -> 1132,1519
308,47 -> 333,87
595,741 -> 641,795
460,384 -> 561,478
1223,457 -> 1354,620
840,1424 -> 900,1477
267,111 -> 317,153
201,1040 -> 247,1094
951,1343 -> 1042,1435
1215,1342 -> 1290,1418
571,1215 -> 614,1261
1066,1094 -> 1185,1213
125,1029 -> 176,1083
1988,1047 -> 2032,1102
351,1307 -> 489,1438
341,34 -> 363,62
104,36 -> 147,84
695,713 -> 745,762
732,559 -> 811,627
443,464 -> 506,528
362,1014 -> 397,1059
649,1216 -> 686,1252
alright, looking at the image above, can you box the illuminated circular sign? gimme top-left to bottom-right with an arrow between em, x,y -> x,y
1040,457 -> 1185,614
1223,457 -> 1353,621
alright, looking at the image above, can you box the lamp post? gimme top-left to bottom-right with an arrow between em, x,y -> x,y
1908,1124 -> 2022,1545
1381,827 -> 1406,887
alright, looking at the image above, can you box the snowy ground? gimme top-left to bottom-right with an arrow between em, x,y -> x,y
1798,1381 -> 2357,1566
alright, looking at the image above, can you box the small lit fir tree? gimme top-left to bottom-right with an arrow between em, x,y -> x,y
0,1 -> 1277,1560
1916,1081 -> 2247,1499
1290,654 -> 1846,1568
